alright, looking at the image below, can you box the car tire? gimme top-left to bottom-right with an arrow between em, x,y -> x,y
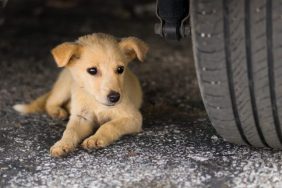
190,0 -> 282,148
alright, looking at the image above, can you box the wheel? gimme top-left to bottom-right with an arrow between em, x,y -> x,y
190,0 -> 282,148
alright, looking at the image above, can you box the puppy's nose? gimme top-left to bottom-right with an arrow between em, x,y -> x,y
107,91 -> 120,103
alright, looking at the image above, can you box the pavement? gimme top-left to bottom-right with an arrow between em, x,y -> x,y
1,1 -> 282,187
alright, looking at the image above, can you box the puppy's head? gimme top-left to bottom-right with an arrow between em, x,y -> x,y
51,33 -> 149,106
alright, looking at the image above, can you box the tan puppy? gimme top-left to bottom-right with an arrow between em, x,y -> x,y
14,33 -> 149,157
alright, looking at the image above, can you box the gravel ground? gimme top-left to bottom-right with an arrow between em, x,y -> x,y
1,1 -> 282,187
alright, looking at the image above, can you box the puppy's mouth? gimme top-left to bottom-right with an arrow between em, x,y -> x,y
94,95 -> 122,107
102,103 -> 115,107
100,99 -> 122,107
102,100 -> 122,107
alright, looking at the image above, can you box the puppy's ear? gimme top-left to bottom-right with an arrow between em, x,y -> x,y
51,42 -> 80,67
119,37 -> 149,62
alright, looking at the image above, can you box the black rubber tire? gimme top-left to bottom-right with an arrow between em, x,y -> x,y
190,0 -> 282,148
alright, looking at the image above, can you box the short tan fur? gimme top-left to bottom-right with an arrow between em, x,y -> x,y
14,33 -> 149,157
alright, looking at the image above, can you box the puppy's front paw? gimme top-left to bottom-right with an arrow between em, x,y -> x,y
47,106 -> 68,120
81,135 -> 111,150
50,140 -> 75,157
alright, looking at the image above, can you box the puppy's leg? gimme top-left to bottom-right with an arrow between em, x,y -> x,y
50,113 -> 95,157
46,70 -> 72,119
63,100 -> 71,114
82,112 -> 142,149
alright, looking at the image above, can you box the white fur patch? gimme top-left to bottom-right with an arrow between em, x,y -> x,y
13,104 -> 29,114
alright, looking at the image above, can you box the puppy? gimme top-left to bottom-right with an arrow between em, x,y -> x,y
14,33 -> 149,157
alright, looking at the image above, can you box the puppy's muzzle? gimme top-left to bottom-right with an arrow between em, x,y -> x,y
107,91 -> 120,104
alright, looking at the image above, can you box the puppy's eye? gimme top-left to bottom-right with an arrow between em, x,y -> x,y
116,66 -> 124,74
87,67 -> 97,75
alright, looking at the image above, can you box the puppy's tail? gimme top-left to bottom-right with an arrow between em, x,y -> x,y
13,92 -> 50,115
